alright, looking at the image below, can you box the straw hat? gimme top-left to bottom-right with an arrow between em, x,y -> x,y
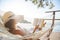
2,11 -> 24,23
2,11 -> 14,23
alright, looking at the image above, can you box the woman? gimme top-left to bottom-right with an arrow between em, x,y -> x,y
33,19 -> 46,33
4,19 -> 26,36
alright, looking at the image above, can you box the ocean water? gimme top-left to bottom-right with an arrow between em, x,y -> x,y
53,25 -> 60,32
17,21 -> 60,33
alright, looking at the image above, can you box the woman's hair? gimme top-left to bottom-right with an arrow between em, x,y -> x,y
4,19 -> 26,36
5,19 -> 16,30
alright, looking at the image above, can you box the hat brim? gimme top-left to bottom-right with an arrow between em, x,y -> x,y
2,11 -> 14,23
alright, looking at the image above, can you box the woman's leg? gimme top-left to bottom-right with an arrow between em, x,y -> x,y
33,25 -> 39,33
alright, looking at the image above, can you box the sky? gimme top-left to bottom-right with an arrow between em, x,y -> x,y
0,0 -> 60,22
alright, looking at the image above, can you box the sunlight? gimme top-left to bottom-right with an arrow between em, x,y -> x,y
0,0 -> 60,22
0,0 -> 48,18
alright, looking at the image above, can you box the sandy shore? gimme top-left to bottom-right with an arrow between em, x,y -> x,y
39,32 -> 60,40
49,32 -> 60,40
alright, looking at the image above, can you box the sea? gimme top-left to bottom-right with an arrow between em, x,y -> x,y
17,20 -> 60,33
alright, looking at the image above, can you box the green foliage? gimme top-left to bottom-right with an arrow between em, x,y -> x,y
49,1 -> 55,9
25,0 -> 55,9
32,0 -> 38,4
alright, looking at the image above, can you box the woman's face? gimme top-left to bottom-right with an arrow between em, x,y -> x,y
14,19 -> 17,24
12,19 -> 17,29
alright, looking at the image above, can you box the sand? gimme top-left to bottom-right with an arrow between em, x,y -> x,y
49,32 -> 60,40
38,32 -> 60,40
